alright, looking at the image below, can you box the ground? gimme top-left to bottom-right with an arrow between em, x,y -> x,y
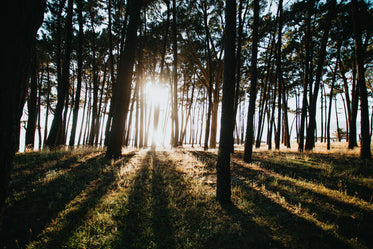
1,143 -> 372,249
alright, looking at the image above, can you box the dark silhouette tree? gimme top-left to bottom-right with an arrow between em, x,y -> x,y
45,0 -> 74,148
25,53 -> 39,150
0,0 -> 46,223
106,0 -> 143,158
216,0 -> 236,204
352,0 -> 371,159
69,0 -> 85,147
243,0 -> 259,163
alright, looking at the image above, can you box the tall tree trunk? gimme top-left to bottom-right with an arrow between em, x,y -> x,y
69,0 -> 84,147
327,44 -> 340,150
243,0 -> 259,163
275,0 -> 283,150
43,62 -> 51,146
25,53 -> 38,150
106,0 -> 142,158
1,0 -> 45,224
352,0 -> 371,159
299,0 -> 313,152
305,0 -> 335,150
88,16 -> 99,146
349,58 -> 359,149
45,0 -> 74,148
204,86 -> 212,150
216,0 -> 236,204
172,0 -> 179,147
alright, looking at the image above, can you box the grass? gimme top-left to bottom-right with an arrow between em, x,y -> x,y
1,143 -> 373,249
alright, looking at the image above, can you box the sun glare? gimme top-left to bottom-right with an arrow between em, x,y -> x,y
144,81 -> 170,147
145,81 -> 169,107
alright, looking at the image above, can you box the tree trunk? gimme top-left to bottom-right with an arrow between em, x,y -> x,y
327,44 -> 340,150
171,0 -> 179,147
299,0 -> 313,152
243,0 -> 259,163
45,0 -> 74,148
216,0 -> 235,204
25,53 -> 38,150
0,0 -> 45,224
352,0 -> 371,159
275,0 -> 283,150
305,0 -> 335,151
106,0 -> 142,158
69,0 -> 84,147
210,96 -> 219,148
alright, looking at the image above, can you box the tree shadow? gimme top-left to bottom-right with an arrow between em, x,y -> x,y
242,151 -> 373,203
188,151 -> 359,249
0,151 -> 135,248
114,150 -> 177,249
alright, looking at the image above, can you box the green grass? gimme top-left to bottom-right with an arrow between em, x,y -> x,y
1,147 -> 372,249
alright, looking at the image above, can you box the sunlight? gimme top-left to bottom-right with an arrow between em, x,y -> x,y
144,81 -> 170,147
144,81 -> 169,107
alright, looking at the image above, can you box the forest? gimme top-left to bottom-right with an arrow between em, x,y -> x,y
1,0 -> 373,248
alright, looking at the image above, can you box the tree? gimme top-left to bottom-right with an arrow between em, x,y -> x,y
352,0 -> 371,159
106,0 -> 143,158
69,0 -> 85,147
25,52 -> 39,150
243,0 -> 259,163
0,0 -> 46,223
216,0 -> 236,204
45,0 -> 74,148
171,0 -> 179,147
305,0 -> 336,151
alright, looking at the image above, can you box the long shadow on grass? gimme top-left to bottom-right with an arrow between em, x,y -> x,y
114,150 -> 176,249
189,151 -> 354,249
240,151 -> 373,203
0,151 -> 135,248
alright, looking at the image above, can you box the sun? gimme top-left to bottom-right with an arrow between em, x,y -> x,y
144,81 -> 170,147
145,81 -> 169,107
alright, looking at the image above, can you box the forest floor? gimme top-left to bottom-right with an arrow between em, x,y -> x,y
1,143 -> 373,249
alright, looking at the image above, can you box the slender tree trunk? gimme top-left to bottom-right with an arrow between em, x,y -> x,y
210,95 -> 219,148
275,0 -> 283,150
25,53 -> 38,150
335,96 -> 341,141
216,0 -> 236,204
243,0 -> 259,163
46,0 -> 74,148
352,0 -> 371,159
106,0 -> 142,157
327,44 -> 340,150
171,0 -> 179,147
299,0 -> 313,152
69,0 -> 84,146
305,0 -> 335,151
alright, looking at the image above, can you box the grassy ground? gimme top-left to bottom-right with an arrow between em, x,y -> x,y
1,144 -> 372,249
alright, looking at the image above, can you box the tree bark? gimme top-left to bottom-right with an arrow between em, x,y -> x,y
45,0 -> 74,148
243,0 -> 259,163
0,0 -> 45,224
352,0 -> 371,159
106,0 -> 142,158
216,0 -> 236,204
299,0 -> 314,152
69,0 -> 84,147
25,53 -> 38,150
172,0 -> 179,147
305,0 -> 335,150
